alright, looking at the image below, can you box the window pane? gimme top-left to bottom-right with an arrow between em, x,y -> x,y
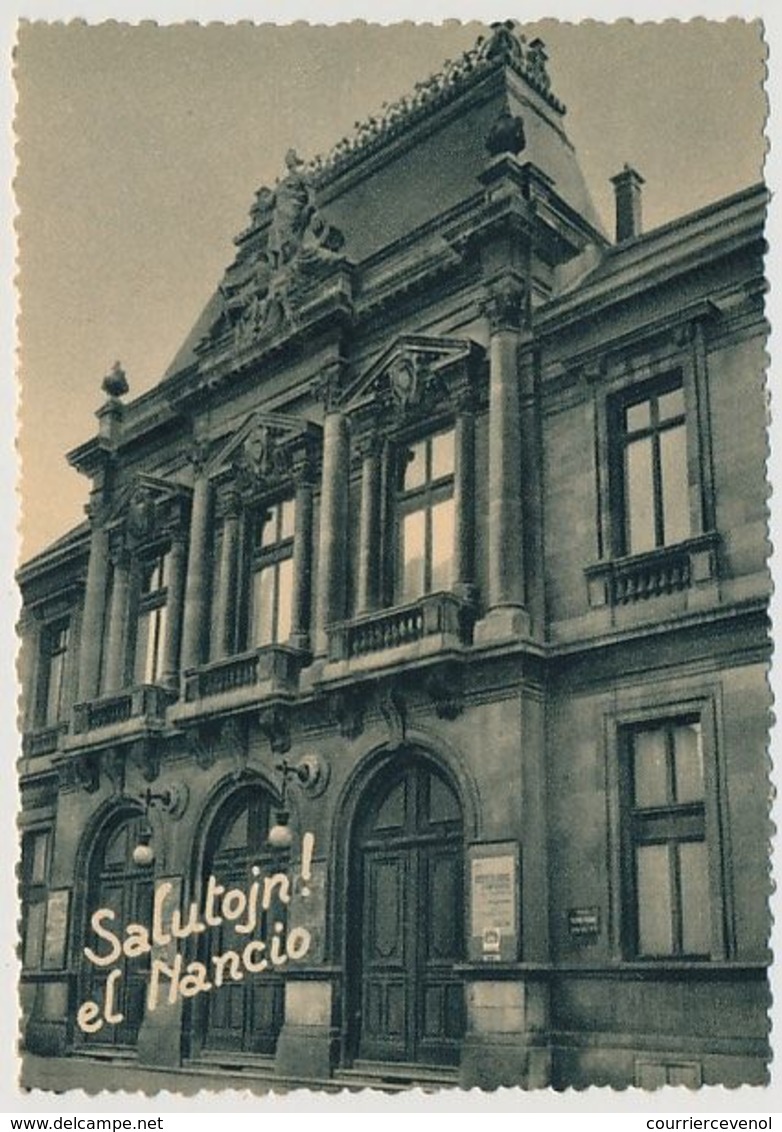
625,436 -> 655,553
626,399 -> 651,432
403,442 -> 426,492
30,832 -> 48,885
260,506 -> 279,549
253,566 -> 276,647
673,724 -> 703,803
679,840 -> 710,954
23,901 -> 46,969
134,611 -> 151,685
633,728 -> 669,807
401,510 -> 426,601
148,606 -> 167,682
431,430 -> 455,480
277,557 -> 294,644
660,424 -> 690,546
430,499 -> 454,591
280,498 -> 295,541
45,651 -> 65,724
658,387 -> 685,422
636,843 -> 673,955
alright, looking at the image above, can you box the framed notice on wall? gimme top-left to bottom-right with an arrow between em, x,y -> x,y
467,842 -> 520,963
41,888 -> 70,971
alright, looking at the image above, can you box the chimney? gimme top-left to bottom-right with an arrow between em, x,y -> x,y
611,164 -> 644,242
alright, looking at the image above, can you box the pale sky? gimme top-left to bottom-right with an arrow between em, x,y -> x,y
15,18 -> 767,559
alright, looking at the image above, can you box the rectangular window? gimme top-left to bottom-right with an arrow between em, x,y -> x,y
134,550 -> 169,684
396,429 -> 455,602
620,380 -> 690,555
626,720 -> 710,958
20,829 -> 49,970
250,499 -> 295,647
39,620 -> 69,725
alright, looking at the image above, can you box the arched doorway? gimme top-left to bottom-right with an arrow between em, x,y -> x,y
191,783 -> 284,1058
348,752 -> 465,1068
80,810 -> 152,1050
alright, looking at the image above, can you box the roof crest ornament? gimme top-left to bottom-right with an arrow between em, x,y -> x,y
298,22 -> 562,184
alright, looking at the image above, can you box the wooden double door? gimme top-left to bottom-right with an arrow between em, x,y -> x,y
350,757 -> 465,1067
80,813 -> 152,1050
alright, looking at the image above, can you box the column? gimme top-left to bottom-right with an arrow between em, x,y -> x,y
180,471 -> 211,672
161,532 -> 187,689
314,409 -> 349,656
476,278 -> 530,641
214,487 -> 241,660
289,463 -> 314,651
77,502 -> 111,701
103,547 -> 131,692
356,432 -> 381,614
453,392 -> 476,603
17,611 -> 42,731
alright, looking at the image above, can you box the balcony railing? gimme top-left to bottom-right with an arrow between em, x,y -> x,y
184,646 -> 304,703
585,533 -> 720,608
72,684 -> 174,735
328,592 -> 474,662
23,722 -> 68,758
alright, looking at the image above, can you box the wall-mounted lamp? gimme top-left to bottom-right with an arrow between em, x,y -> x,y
267,754 -> 329,852
131,783 -> 188,867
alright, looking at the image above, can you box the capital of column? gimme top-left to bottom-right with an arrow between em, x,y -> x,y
216,485 -> 242,521
312,358 -> 350,412
189,437 -> 212,476
481,277 -> 528,335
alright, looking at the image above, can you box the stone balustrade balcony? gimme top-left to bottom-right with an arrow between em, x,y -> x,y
172,644 -> 307,725
66,683 -> 176,749
22,721 -> 68,759
326,591 -> 475,673
584,532 -> 720,609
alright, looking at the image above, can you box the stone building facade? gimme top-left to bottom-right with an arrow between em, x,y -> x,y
17,23 -> 771,1092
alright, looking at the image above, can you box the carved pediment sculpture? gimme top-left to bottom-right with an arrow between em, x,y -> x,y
219,149 -> 346,349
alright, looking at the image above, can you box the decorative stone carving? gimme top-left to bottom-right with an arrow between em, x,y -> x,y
74,752 -> 100,794
481,279 -> 527,334
189,437 -> 212,476
102,748 -> 126,795
311,359 -> 349,411
426,662 -> 464,720
222,716 -> 250,779
125,486 -> 157,543
330,688 -> 365,740
378,681 -> 406,751
223,150 -> 346,348
486,109 -> 526,157
258,705 -> 291,756
101,360 -> 129,399
129,738 -> 160,784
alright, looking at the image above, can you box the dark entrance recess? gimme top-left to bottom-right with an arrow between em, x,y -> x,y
191,785 -> 284,1059
348,754 -> 465,1067
79,812 -> 153,1050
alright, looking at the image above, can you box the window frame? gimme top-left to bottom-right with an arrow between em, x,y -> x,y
621,717 -> 709,958
19,826 -> 51,971
608,371 -> 692,559
605,691 -> 731,963
393,425 -> 456,604
247,496 -> 296,649
36,617 -> 70,727
132,545 -> 170,685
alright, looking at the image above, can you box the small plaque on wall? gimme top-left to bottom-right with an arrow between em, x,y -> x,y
467,842 -> 520,963
42,889 -> 70,970
568,906 -> 600,938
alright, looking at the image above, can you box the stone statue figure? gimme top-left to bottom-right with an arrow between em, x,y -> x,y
267,149 -> 315,269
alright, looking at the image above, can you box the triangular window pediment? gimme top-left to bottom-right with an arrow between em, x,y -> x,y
341,334 -> 483,419
208,411 -> 321,495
